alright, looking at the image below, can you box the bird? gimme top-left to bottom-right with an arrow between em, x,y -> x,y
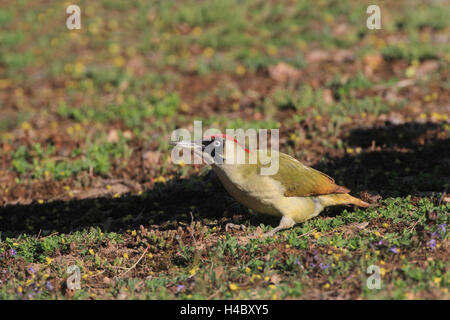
171,134 -> 369,237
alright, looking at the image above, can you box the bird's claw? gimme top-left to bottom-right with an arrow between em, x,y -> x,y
225,223 -> 245,233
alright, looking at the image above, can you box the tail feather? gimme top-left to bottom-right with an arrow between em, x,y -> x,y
318,193 -> 370,208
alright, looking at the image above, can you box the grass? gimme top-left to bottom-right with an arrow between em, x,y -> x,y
0,0 -> 449,299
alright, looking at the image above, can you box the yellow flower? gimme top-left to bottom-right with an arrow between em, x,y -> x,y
245,267 -> 251,273
66,127 -> 74,135
382,223 -> 389,228
114,56 -> 126,67
38,199 -> 44,204
131,230 -> 137,236
189,267 -> 197,276
73,62 -> 85,75
123,253 -> 129,259
191,27 -> 202,36
0,79 -> 12,89
153,176 -> 166,184
203,47 -> 215,58
21,121 -> 32,131
109,43 -> 120,55
177,160 -> 185,168
433,277 -> 441,285
180,103 -> 190,112
313,232 -> 321,239
235,65 -> 246,76
323,283 -> 330,289
380,268 -> 387,277
229,283 -> 238,291
89,249 -> 94,255
267,45 -> 278,56
88,23 -> 100,35
374,231 -> 381,237
45,257 -> 53,265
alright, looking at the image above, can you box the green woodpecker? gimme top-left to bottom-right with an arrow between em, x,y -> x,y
172,134 -> 369,237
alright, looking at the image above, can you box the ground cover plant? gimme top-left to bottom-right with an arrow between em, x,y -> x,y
0,0 -> 448,299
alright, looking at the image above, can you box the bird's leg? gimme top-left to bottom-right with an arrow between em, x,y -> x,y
225,223 -> 246,232
261,215 -> 296,238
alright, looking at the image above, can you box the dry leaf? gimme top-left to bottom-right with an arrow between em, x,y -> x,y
270,274 -> 282,284
268,62 -> 302,83
306,50 -> 330,63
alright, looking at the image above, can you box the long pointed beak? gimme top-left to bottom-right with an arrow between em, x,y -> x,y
169,140 -> 202,149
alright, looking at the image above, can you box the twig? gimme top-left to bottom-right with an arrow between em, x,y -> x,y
407,212 -> 426,233
438,187 -> 448,206
298,228 -> 317,239
116,247 -> 149,278
89,270 -> 106,278
207,289 -> 222,300
101,178 -> 141,193
189,211 -> 198,248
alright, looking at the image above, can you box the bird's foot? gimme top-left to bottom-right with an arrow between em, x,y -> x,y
250,216 -> 296,239
225,223 -> 246,233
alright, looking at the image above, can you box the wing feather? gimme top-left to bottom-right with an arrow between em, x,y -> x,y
260,152 -> 349,197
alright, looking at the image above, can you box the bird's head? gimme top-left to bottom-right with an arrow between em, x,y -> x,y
170,134 -> 250,165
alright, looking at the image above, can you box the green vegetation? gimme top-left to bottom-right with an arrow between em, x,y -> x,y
0,0 -> 448,300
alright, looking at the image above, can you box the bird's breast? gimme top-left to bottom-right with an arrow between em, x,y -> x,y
212,164 -> 285,216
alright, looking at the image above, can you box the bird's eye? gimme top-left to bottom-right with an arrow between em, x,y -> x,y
214,140 -> 221,147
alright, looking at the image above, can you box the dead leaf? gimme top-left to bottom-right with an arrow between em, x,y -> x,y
415,60 -> 439,77
143,150 -> 162,168
123,130 -> 133,139
268,62 -> 302,83
322,89 -> 334,105
214,265 -> 224,279
355,222 -> 369,230
270,274 -> 282,284
306,50 -> 330,63
107,130 -> 119,143
333,49 -> 355,63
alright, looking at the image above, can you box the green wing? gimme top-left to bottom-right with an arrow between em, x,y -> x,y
258,151 -> 349,197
